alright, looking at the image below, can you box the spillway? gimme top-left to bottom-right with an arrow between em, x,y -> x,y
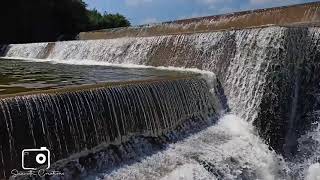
0,76 -> 222,179
1,2 -> 320,180
4,26 -> 320,153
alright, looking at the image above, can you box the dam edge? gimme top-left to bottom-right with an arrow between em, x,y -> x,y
78,2 -> 320,40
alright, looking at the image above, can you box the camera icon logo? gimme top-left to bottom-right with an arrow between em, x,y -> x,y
22,147 -> 50,170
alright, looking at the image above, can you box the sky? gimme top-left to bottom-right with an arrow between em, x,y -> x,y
84,0 -> 319,25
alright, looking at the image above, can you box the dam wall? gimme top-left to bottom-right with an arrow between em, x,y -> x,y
3,26 -> 320,156
0,77 -> 219,178
78,2 -> 320,40
1,27 -> 299,121
253,27 -> 320,156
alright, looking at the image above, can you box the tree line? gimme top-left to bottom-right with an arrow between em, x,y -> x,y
0,0 -> 130,44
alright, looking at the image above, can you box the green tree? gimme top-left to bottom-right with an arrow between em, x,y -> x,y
0,0 -> 130,44
87,10 -> 131,31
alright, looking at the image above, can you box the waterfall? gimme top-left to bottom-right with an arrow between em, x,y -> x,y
2,27 -> 286,122
2,25 -> 320,179
101,115 -> 285,180
288,121 -> 320,179
253,27 -> 320,155
4,43 -> 48,59
0,77 -> 219,179
3,26 -> 320,153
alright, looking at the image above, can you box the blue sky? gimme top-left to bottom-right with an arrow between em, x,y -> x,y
84,0 -> 319,25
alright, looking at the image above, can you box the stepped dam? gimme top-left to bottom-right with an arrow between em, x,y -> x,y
1,2 -> 320,180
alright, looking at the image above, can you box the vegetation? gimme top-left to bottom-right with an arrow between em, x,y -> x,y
0,0 -> 130,44
87,9 -> 130,31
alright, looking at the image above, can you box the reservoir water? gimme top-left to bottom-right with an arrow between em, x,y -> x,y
0,58 -> 194,95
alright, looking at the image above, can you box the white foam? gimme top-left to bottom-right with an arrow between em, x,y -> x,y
101,115 -> 284,180
289,122 -> 320,179
160,164 -> 214,180
306,163 -> 320,180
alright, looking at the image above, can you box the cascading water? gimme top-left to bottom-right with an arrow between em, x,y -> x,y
2,25 -> 320,179
0,77 -> 219,179
289,121 -> 320,179
3,27 -> 287,122
4,43 -> 48,59
99,115 -> 285,180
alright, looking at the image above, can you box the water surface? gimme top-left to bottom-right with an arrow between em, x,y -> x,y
0,59 -> 195,95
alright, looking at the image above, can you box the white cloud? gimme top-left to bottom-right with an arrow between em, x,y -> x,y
249,0 -> 290,5
196,0 -> 233,5
197,0 -> 219,4
217,7 -> 237,14
125,0 -> 153,7
141,17 -> 158,24
190,12 -> 211,18
195,0 -> 234,10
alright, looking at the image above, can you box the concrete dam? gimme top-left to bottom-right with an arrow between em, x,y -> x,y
1,2 -> 320,180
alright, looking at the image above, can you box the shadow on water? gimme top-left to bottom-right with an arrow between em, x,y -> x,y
0,45 -> 8,57
215,78 -> 230,112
